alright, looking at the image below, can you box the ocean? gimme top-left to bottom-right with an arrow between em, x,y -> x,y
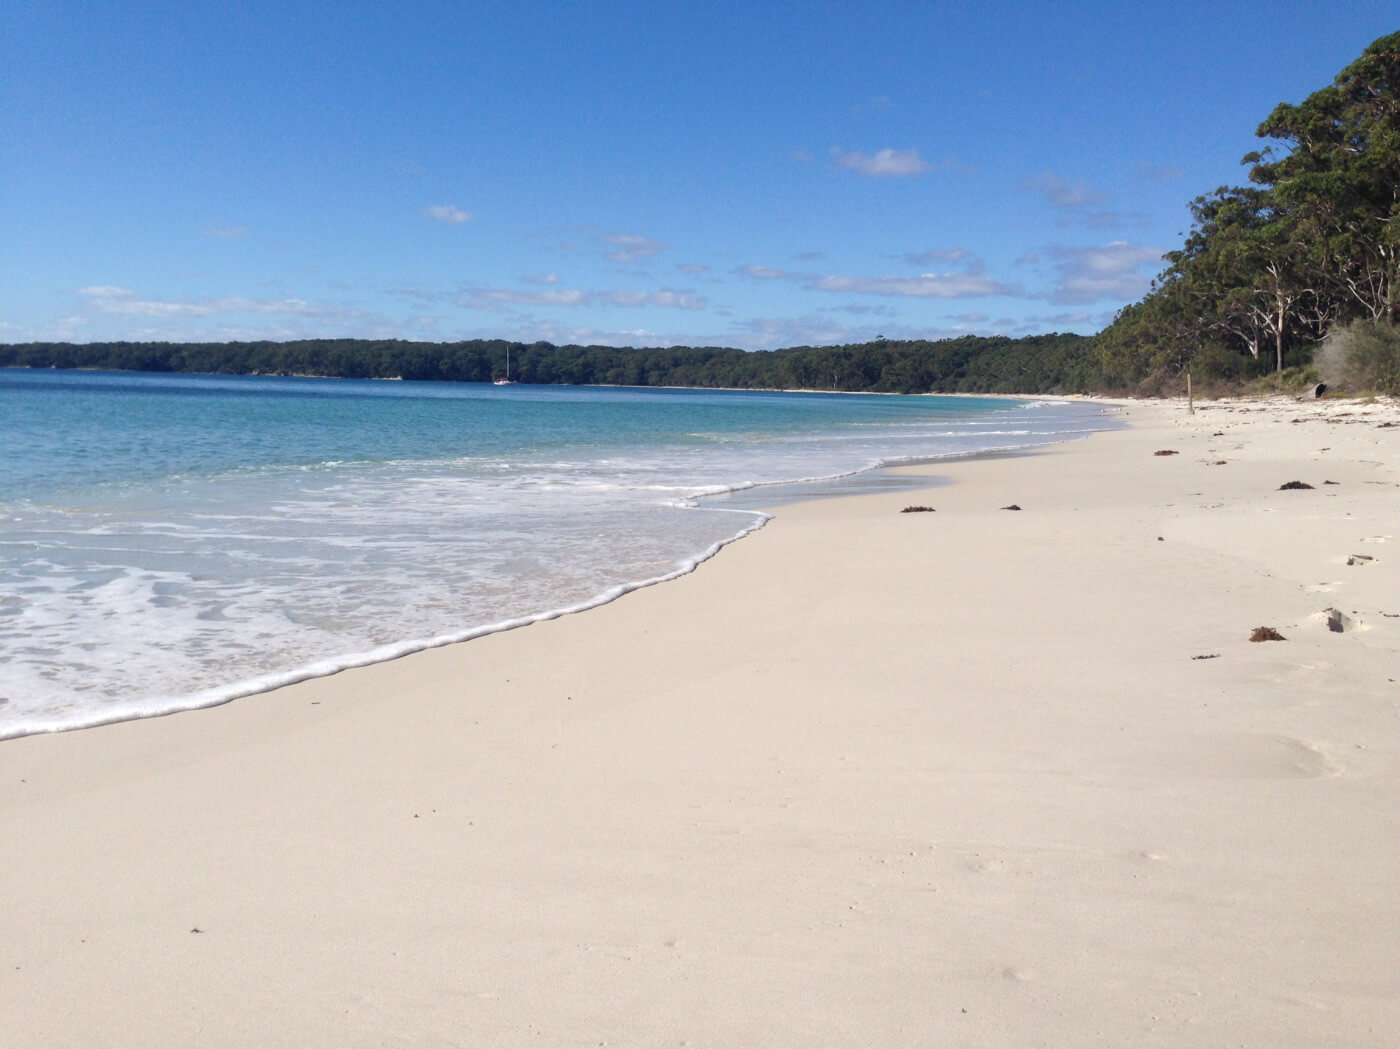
0,369 -> 1118,737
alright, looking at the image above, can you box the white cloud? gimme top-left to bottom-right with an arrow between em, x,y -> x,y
812,272 -> 1017,299
423,204 -> 473,224
77,286 -> 348,319
1044,241 -> 1163,304
830,147 -> 931,177
455,285 -> 706,311
900,248 -> 968,266
735,264 -> 790,280
820,303 -> 898,318
458,288 -> 588,309
732,260 -> 1016,299
600,233 -> 669,263
594,289 -> 707,310
1134,160 -> 1185,183
1019,171 -> 1107,209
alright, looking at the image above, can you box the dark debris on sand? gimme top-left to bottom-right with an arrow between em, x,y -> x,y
1249,627 -> 1286,642
901,505 -> 935,513
1279,481 -> 1314,490
1001,504 -> 1022,511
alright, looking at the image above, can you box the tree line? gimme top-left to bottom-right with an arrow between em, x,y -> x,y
0,333 -> 1100,395
1094,31 -> 1400,390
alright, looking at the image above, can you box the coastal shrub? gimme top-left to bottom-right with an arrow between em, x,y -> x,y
1249,364 -> 1321,395
1341,319 -> 1400,395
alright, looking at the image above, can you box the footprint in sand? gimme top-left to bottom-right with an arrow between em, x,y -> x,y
966,856 -> 1007,874
1308,607 -> 1365,634
1185,734 -> 1343,779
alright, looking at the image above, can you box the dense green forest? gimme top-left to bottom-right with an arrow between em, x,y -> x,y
0,333 -> 1098,395
4,34 -> 1397,397
1096,31 -> 1400,392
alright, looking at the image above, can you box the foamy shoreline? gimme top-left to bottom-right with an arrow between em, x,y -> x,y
3,395 -> 1396,1047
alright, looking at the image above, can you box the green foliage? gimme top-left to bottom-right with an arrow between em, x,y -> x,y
1094,31 -> 1400,388
1248,364 -> 1322,395
1341,318 -> 1400,394
0,334 -> 1102,396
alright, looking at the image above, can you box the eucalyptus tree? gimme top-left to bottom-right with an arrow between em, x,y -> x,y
1247,31 -> 1400,324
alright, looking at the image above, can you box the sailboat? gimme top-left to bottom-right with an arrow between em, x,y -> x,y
493,346 -> 516,385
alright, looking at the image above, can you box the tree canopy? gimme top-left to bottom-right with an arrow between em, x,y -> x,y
1096,31 -> 1400,385
0,333 -> 1102,396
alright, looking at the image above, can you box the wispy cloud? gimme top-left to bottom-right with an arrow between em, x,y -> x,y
422,204 -> 472,224
595,290 -> 706,309
457,288 -> 588,309
734,260 -> 1017,299
732,314 -> 976,350
1019,171 -> 1107,209
455,285 -> 705,311
830,147 -> 931,177
77,285 -> 351,319
600,233 -> 669,264
899,248 -> 968,266
819,303 -> 898,318
1018,172 -> 1147,230
738,314 -> 875,348
676,262 -> 710,275
734,264 -> 791,280
1043,241 -> 1163,304
521,272 -> 560,285
1134,160 -> 1185,183
812,272 -> 1017,298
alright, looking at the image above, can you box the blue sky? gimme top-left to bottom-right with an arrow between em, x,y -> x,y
2,2 -> 1393,349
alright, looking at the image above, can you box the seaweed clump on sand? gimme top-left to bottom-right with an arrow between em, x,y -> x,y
1279,480 -> 1314,490
901,505 -> 936,513
1249,627 -> 1286,642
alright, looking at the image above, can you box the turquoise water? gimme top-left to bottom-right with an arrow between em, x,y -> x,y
0,369 -> 1116,736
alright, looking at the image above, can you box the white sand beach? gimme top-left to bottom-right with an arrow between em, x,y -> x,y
3,396 -> 1397,1048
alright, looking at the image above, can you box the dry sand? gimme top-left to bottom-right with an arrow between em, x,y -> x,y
3,396 -> 1397,1048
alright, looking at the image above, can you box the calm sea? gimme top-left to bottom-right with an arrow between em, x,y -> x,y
0,369 -> 1117,737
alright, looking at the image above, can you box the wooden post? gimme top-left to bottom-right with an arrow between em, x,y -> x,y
1187,370 -> 1193,414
